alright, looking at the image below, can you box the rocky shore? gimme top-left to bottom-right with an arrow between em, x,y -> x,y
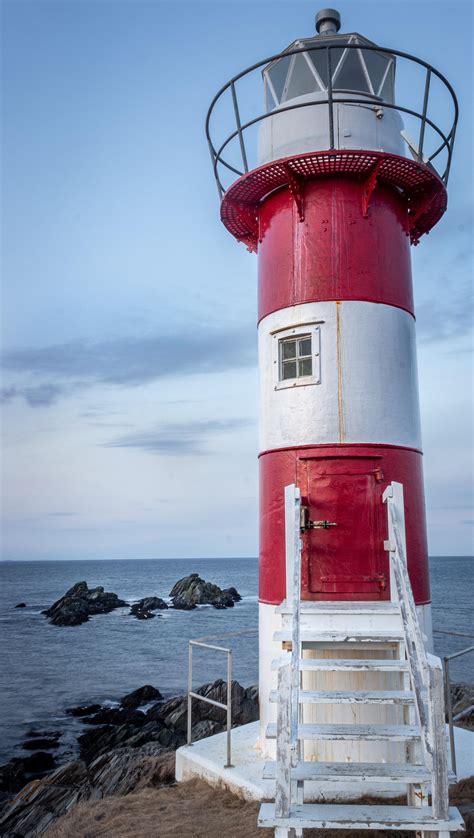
40,574 -> 242,626
0,678 -> 258,836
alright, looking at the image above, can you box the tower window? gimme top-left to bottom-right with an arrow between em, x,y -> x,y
280,334 -> 313,380
272,323 -> 321,390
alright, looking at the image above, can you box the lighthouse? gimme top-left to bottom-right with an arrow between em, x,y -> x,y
203,8 -> 461,823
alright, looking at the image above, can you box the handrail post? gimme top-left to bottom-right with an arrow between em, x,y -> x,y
275,659 -> 292,822
326,47 -> 335,149
187,641 -> 193,746
418,67 -> 431,163
427,654 -> 449,821
231,81 -> 249,174
443,655 -> 456,777
226,648 -> 233,768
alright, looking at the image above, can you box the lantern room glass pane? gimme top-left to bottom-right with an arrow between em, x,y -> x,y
308,44 -> 345,89
361,48 -> 392,96
284,54 -> 318,100
379,62 -> 395,102
268,55 -> 292,102
333,50 -> 370,92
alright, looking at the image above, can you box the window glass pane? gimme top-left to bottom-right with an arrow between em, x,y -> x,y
282,340 -> 296,360
269,55 -> 292,103
334,50 -> 370,92
282,360 -> 297,380
298,337 -> 312,357
360,48 -> 391,96
284,54 -> 318,101
298,358 -> 313,377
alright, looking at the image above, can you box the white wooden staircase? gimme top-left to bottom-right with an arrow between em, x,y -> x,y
258,483 -> 464,837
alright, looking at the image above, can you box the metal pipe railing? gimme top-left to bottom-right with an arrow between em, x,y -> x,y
442,645 -> 474,777
187,639 -> 233,768
186,628 -> 258,769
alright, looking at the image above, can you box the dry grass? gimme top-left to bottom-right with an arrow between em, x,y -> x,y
45,776 -> 474,838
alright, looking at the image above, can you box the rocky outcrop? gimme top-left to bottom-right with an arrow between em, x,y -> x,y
43,581 -> 128,626
14,603 -> 26,608
130,597 -> 168,620
66,703 -> 101,717
169,574 -> 241,610
121,685 -> 162,708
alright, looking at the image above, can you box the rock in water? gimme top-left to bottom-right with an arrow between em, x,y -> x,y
14,602 -> 26,608
121,685 -> 163,708
42,581 -> 128,626
169,573 -> 241,610
130,596 -> 168,620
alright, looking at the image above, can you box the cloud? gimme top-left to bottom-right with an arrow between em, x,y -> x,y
1,327 -> 256,407
417,284 -> 473,344
1,383 -> 65,406
102,418 -> 252,456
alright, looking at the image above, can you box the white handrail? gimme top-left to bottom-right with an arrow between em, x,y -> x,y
383,481 -> 449,818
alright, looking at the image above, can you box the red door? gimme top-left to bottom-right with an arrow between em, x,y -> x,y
298,456 -> 388,600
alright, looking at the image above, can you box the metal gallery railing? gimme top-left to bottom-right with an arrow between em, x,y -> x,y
206,42 -> 458,198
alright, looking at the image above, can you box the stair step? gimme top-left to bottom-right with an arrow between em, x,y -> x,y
276,601 -> 400,615
271,657 -> 409,672
262,760 -> 431,782
266,723 -> 420,741
274,630 -> 405,643
258,803 -> 465,831
269,689 -> 416,705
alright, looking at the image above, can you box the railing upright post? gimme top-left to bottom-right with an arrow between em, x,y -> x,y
326,47 -> 335,149
231,81 -> 249,174
418,67 -> 431,163
443,655 -> 457,777
226,648 -> 233,768
427,655 -> 450,821
187,641 -> 193,746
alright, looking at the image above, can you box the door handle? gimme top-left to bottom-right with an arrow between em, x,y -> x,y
310,520 -> 338,530
300,506 -> 338,532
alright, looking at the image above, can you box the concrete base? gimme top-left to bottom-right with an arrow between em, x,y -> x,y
175,721 -> 474,802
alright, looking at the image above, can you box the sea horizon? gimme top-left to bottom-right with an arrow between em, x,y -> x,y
1,554 -> 472,563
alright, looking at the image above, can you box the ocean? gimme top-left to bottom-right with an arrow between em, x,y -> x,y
0,556 -> 472,765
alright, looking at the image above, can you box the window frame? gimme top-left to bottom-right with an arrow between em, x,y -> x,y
272,323 -> 322,390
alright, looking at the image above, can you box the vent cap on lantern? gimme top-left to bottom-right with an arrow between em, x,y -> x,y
315,8 -> 341,35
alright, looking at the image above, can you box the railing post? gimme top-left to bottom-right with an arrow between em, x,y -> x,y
418,67 -> 431,163
443,655 -> 456,777
225,648 -> 234,768
427,654 -> 449,821
326,47 -> 335,149
275,659 -> 291,827
187,641 -> 193,746
231,81 -> 249,174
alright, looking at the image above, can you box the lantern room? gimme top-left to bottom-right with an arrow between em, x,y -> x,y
259,9 -> 402,164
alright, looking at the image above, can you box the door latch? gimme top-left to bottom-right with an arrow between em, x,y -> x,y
300,506 -> 338,532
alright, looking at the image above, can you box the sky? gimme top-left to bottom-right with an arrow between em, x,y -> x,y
1,0 -> 473,561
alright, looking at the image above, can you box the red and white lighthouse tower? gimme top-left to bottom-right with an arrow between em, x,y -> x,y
207,8 -> 458,762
